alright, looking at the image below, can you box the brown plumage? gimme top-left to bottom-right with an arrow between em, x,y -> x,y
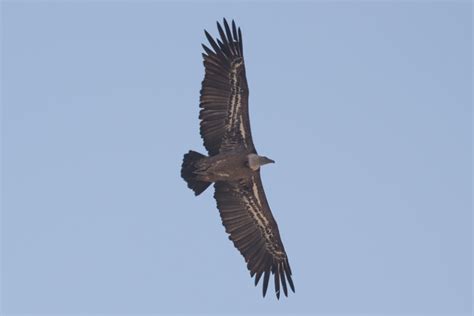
181,18 -> 294,299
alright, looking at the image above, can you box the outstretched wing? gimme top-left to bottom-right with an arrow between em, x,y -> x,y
214,174 -> 295,298
199,19 -> 255,156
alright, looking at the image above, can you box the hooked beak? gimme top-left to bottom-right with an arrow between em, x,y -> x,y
262,156 -> 275,165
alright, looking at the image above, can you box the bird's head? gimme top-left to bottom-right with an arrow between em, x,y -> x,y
248,154 -> 275,171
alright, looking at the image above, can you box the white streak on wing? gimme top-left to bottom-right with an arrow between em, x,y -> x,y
241,189 -> 279,257
242,195 -> 268,230
228,71 -> 236,128
227,59 -> 246,148
239,118 -> 246,142
238,181 -> 286,260
228,66 -> 240,130
252,180 -> 262,208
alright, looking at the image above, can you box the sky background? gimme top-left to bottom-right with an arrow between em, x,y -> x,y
1,1 -> 472,315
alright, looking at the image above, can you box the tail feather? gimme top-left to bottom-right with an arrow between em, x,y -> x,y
181,150 -> 211,196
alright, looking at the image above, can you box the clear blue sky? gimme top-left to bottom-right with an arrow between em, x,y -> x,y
1,1 -> 471,315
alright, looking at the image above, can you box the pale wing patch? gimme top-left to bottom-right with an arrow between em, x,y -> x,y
239,118 -> 247,142
240,178 -> 286,260
225,58 -> 247,149
252,180 -> 262,208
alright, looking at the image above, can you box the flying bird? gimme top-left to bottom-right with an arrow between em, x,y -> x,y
181,19 -> 294,299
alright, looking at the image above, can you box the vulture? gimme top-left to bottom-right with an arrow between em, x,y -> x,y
181,19 -> 294,299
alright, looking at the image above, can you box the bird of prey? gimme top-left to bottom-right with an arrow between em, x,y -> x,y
181,19 -> 294,298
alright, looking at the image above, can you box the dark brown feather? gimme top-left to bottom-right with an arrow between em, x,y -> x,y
280,263 -> 288,297
204,30 -> 221,55
262,268 -> 271,297
231,20 -> 238,48
284,261 -> 295,292
223,19 -> 236,54
274,264 -> 281,299
254,270 -> 263,286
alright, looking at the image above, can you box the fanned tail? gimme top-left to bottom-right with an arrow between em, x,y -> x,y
181,150 -> 211,196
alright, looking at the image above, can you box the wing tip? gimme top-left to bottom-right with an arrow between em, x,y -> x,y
205,18 -> 243,58
255,260 -> 295,299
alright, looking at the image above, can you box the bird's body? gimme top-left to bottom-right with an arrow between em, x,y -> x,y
193,150 -> 253,182
190,150 -> 274,182
181,19 -> 294,298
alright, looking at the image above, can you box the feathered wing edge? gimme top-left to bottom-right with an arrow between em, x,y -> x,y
214,174 -> 295,298
199,19 -> 254,156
